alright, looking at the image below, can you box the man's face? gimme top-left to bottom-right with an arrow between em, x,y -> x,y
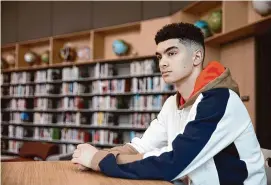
156,39 -> 193,84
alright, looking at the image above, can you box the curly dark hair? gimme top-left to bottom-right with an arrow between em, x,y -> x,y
154,23 -> 205,62
154,22 -> 204,46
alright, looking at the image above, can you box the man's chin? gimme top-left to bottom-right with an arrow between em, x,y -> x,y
163,78 -> 175,84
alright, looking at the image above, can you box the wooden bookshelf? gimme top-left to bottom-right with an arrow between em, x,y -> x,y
93,22 -> 141,60
1,90 -> 175,99
1,55 -> 171,153
1,0 -> 270,153
205,14 -> 271,46
1,122 -> 147,131
1,44 -> 17,70
1,136 -> 121,148
1,150 -> 19,156
2,108 -> 161,113
52,31 -> 93,64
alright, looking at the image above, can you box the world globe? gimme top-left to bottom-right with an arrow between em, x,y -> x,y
207,10 -> 222,33
112,40 -> 129,56
41,51 -> 49,63
194,20 -> 212,38
24,51 -> 37,64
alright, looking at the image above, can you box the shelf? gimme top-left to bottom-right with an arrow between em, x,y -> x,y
1,122 -> 147,131
5,80 -> 63,86
1,44 -> 17,70
1,90 -> 175,99
1,54 -> 156,73
0,72 -> 162,86
18,38 -> 51,68
1,150 -> 19,156
1,108 -> 161,113
1,1 -> 270,74
1,95 -> 35,99
93,72 -> 161,81
52,31 -> 93,65
182,1 -> 222,16
177,1 -> 271,47
6,64 -> 51,73
1,136 -> 121,147
93,22 -> 141,60
205,14 -> 271,46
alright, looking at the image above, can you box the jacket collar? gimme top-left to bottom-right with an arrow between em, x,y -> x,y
176,61 -> 239,109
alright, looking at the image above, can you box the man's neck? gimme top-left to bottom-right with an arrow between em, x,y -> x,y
175,67 -> 201,102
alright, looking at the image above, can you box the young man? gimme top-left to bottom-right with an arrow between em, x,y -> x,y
71,23 -> 267,185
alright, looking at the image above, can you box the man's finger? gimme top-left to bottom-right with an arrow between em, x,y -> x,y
72,150 -> 80,158
77,143 -> 87,149
77,164 -> 88,171
71,157 -> 80,164
76,144 -> 83,149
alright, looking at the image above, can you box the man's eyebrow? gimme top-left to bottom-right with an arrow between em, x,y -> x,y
155,46 -> 178,56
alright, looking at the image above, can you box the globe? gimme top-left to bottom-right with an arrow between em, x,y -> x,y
5,53 -> 15,65
112,40 -> 129,56
1,58 -> 8,69
24,51 -> 37,64
207,10 -> 222,33
252,1 -> 271,16
41,51 -> 49,63
194,20 -> 212,38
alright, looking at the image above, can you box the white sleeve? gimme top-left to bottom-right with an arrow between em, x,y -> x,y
127,96 -> 174,154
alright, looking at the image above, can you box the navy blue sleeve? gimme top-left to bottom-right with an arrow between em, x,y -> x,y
99,89 -> 230,181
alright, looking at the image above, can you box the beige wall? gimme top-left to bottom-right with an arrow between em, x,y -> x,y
1,1 -> 192,45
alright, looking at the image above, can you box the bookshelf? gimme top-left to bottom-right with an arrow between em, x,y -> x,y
1,1 -> 271,155
1,54 -> 175,154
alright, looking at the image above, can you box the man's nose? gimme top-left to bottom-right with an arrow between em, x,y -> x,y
159,58 -> 169,69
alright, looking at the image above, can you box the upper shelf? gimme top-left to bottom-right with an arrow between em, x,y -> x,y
2,1 -> 271,73
205,14 -> 271,46
1,54 -> 156,73
182,1 -> 222,16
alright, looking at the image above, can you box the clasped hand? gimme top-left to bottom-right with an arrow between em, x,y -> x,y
71,143 -> 98,171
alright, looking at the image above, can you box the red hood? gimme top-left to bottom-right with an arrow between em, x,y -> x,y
180,61 -> 225,106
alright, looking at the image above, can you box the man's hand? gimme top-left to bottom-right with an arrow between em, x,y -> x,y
71,143 -> 98,170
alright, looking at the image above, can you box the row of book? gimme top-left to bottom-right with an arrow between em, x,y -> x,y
2,85 -> 35,96
92,80 -> 130,94
3,125 -> 144,148
130,59 -> 159,75
3,112 -> 158,128
9,99 -> 28,109
132,77 -> 175,92
132,113 -> 157,128
3,141 -> 23,153
2,79 -> 174,99
1,139 -> 77,154
6,97 -> 118,110
2,58 -> 159,85
2,84 -> 63,97
62,79 -> 129,95
4,69 -> 62,84
2,131 -> 141,154
10,71 -> 33,84
62,63 -> 117,80
131,95 -> 170,110
3,94 -> 170,112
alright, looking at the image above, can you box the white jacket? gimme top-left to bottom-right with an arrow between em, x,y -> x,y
98,66 -> 267,185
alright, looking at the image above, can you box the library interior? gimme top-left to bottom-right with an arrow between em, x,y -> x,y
1,1 -> 271,185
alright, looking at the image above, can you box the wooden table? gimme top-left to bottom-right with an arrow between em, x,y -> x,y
1,161 -> 172,185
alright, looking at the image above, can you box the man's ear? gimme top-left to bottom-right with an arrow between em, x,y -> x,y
193,49 -> 203,67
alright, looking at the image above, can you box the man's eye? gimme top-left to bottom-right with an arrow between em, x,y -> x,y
168,51 -> 177,56
156,56 -> 162,60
